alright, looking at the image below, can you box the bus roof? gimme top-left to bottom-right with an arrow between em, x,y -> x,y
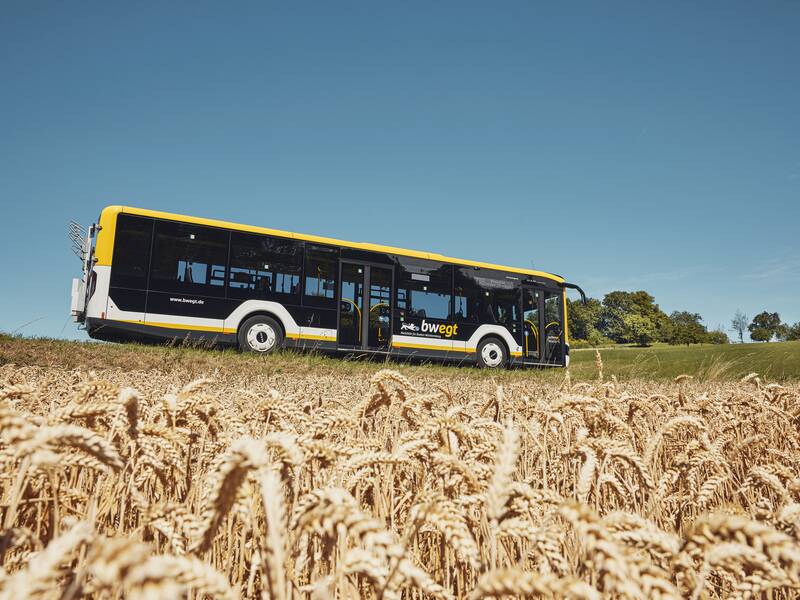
96,205 -> 565,284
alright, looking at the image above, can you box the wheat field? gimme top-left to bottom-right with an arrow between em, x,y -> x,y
1,350 -> 799,599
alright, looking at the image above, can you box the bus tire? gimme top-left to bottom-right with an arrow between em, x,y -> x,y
476,336 -> 508,369
238,315 -> 283,354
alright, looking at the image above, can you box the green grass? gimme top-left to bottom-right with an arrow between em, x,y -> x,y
0,332 -> 558,383
570,340 -> 800,381
1,332 -> 798,382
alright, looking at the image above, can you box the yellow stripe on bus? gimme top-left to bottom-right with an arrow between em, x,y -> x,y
390,341 -> 459,352
390,342 -> 473,354
118,319 -> 236,334
393,342 -> 522,357
286,333 -> 337,342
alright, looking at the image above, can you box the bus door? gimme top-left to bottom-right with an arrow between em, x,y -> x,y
338,262 -> 392,351
543,290 -> 565,364
522,287 -> 542,360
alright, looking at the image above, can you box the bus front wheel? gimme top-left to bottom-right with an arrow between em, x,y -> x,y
476,337 -> 507,369
238,316 -> 283,354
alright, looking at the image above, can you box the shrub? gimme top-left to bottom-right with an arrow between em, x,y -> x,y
570,332 -> 615,349
623,314 -> 658,347
704,330 -> 729,345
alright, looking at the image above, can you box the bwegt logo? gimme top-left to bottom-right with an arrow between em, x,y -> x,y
420,320 -> 458,338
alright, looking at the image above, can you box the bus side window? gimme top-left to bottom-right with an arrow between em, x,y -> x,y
149,220 -> 228,297
228,232 -> 301,303
453,293 -> 469,321
395,260 -> 451,320
454,266 -> 519,327
303,245 -> 338,309
493,287 -> 519,327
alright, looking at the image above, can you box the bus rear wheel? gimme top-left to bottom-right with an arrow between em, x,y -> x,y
476,337 -> 507,369
239,316 -> 283,353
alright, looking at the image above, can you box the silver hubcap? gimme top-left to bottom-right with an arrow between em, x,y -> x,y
247,323 -> 276,352
481,342 -> 504,368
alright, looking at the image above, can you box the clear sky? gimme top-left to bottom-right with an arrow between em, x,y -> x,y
1,1 -> 798,341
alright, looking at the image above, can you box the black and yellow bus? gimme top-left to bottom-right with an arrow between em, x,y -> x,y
70,206 -> 585,368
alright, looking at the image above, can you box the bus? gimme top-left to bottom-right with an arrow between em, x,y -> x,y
69,206 -> 586,368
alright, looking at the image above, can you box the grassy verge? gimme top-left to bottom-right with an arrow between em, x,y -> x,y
1,332 -> 798,381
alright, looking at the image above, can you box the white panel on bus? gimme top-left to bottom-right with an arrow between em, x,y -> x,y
86,266 -> 111,321
463,325 -> 524,356
223,300 -> 302,337
298,327 -> 337,343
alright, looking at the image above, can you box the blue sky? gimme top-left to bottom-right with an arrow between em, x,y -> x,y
1,1 -> 798,341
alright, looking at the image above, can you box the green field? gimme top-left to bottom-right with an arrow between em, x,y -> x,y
2,333 -> 798,382
570,340 -> 800,381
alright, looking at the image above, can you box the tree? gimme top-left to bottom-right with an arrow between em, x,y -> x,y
667,311 -> 707,346
749,328 -> 772,342
598,304 -> 627,343
783,322 -> 800,341
748,312 -> 782,342
623,313 -> 658,346
653,311 -> 674,344
731,310 -> 748,344
598,291 -> 670,344
567,298 -> 602,341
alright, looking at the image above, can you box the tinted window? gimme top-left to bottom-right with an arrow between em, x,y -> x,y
396,259 -> 452,320
303,245 -> 338,308
149,220 -> 229,297
544,291 -> 563,335
523,287 -> 541,358
544,290 -> 564,363
110,214 -> 153,290
454,267 -> 520,326
228,232 -> 302,303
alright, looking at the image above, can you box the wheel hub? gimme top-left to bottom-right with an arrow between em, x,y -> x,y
481,342 -> 504,368
247,323 -> 276,352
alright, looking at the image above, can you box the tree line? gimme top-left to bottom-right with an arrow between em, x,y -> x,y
731,309 -> 800,343
567,291 -> 799,347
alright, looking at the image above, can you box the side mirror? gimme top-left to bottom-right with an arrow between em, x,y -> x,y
561,282 -> 587,305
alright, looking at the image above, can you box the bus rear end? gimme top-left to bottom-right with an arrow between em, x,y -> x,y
68,218 -> 101,325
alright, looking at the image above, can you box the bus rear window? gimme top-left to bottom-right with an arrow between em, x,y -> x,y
110,214 -> 153,290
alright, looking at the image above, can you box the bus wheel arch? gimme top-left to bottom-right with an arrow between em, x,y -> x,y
237,313 -> 285,353
475,335 -> 509,369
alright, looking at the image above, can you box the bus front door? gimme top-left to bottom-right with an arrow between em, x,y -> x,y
522,287 -> 542,361
543,290 -> 565,364
338,262 -> 392,351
